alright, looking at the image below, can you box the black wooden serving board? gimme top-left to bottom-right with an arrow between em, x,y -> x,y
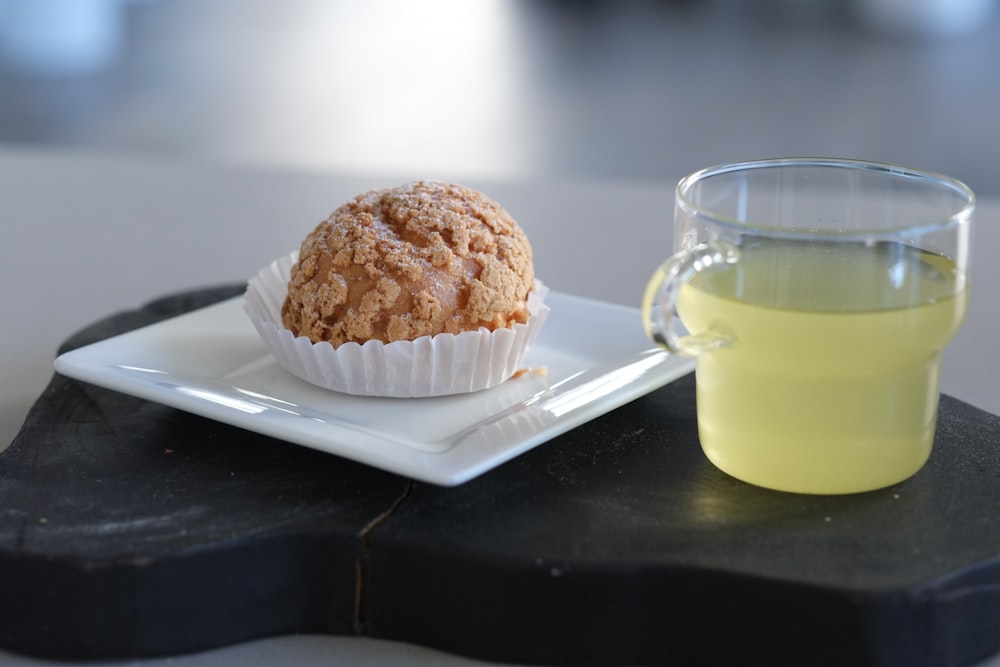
2,286 -> 1000,667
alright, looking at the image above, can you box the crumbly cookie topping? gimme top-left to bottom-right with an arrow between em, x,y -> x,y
281,181 -> 534,346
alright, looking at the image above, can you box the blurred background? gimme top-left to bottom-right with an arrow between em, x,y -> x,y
0,0 -> 998,194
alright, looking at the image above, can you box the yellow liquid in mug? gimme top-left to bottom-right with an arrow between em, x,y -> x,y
677,240 -> 968,494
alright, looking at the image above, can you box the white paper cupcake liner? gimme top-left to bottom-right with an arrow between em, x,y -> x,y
244,252 -> 550,397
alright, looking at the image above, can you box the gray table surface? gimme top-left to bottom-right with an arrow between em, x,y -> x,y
1,147 -> 998,666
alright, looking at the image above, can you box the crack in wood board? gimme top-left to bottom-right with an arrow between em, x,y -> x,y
354,480 -> 413,634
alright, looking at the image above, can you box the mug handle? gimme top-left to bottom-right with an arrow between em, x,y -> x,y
642,240 -> 740,355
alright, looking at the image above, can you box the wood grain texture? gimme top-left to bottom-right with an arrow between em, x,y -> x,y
2,286 -> 999,666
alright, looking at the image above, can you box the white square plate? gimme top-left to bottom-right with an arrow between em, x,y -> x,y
54,292 -> 693,485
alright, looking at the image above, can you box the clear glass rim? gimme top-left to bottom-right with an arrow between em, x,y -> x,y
676,157 -> 975,241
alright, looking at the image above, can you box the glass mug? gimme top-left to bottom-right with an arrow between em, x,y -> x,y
643,159 -> 973,494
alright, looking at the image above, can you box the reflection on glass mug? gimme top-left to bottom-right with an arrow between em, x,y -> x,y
643,159 -> 973,494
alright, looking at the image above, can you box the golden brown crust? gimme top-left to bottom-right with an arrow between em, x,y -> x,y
281,181 -> 535,347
